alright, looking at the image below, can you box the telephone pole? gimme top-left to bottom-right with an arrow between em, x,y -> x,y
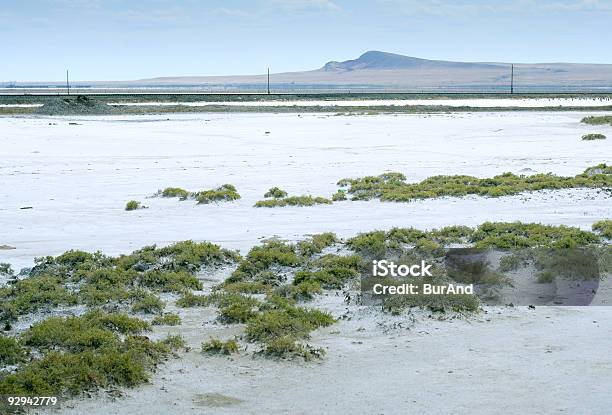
66,70 -> 70,95
510,64 -> 514,95
267,68 -> 270,95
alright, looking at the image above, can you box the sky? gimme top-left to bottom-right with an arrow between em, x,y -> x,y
2,0 -> 612,81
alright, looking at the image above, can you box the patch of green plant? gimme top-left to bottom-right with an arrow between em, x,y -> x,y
160,334 -> 186,350
331,190 -> 347,201
264,187 -> 288,198
296,233 -> 338,257
275,281 -> 322,301
21,311 -> 149,352
221,281 -> 269,294
592,220 -> 612,239
0,335 -> 27,365
254,195 -> 332,207
176,292 -> 211,308
470,222 -> 600,249
337,165 -> 612,202
160,187 -> 190,199
130,291 -> 165,314
581,115 -> 612,126
194,184 -> 241,204
1,275 -> 78,319
582,133 -> 607,141
201,338 -> 239,355
0,321 -> 175,398
228,240 -> 300,284
125,200 -> 141,211
152,313 -> 182,326
210,293 -> 262,323
583,163 -> 612,176
245,301 -> 334,360
139,270 -> 202,292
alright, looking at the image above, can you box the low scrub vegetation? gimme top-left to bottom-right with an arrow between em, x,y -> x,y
125,200 -> 142,211
254,195 -> 332,207
0,312 -> 180,398
0,241 -> 238,325
201,338 -> 239,355
152,313 -> 182,326
264,187 -> 288,198
581,115 -> 612,125
337,165 -> 612,202
592,220 -> 612,239
157,184 -> 240,204
582,133 -> 607,141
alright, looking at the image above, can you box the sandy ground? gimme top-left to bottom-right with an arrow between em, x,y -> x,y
1,110 -> 611,414
109,97 -> 612,107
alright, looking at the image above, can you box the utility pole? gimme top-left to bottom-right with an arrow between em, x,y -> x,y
510,64 -> 514,95
66,70 -> 70,95
267,68 -> 270,95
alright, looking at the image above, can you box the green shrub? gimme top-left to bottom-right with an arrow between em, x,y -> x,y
229,240 -> 300,284
276,281 -> 322,301
221,281 -> 269,294
296,233 -> 338,257
337,166 -> 612,203
0,335 -> 27,365
160,334 -> 186,350
0,335 -> 171,397
201,338 -> 239,355
470,222 -> 600,249
176,292 -> 210,308
4,275 -> 78,317
581,115 -> 612,126
331,191 -> 347,201
152,313 -> 182,326
194,184 -> 241,204
245,307 -> 331,342
582,133 -> 607,141
131,291 -> 165,314
592,220 -> 612,238
139,270 -> 202,292
125,200 -> 141,211
212,293 -> 262,323
264,187 -> 288,198
254,195 -> 333,207
160,187 -> 190,199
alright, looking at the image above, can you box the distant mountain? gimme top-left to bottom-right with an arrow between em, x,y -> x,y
128,51 -> 612,91
322,51 -> 501,71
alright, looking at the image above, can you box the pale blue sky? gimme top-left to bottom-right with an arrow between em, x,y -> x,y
2,0 -> 612,81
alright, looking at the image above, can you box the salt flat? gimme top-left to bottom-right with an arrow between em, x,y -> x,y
1,111 -> 610,270
110,97 -> 612,107
2,110 -> 611,415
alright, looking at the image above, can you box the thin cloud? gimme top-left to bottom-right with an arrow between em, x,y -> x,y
268,0 -> 342,12
377,0 -> 612,16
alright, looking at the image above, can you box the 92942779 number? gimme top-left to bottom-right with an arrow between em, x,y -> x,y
6,396 -> 58,406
